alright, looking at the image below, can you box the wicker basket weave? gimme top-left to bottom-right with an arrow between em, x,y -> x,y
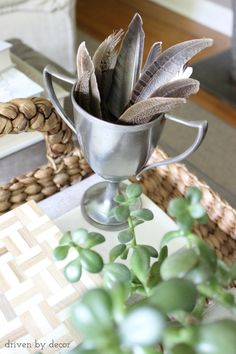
1,98 -> 236,264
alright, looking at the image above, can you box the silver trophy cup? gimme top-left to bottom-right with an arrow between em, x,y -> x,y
44,65 -> 208,230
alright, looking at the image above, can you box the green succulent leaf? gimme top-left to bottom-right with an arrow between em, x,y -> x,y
103,263 -> 131,288
72,288 -> 113,338
177,212 -> 193,231
171,343 -> 196,354
186,186 -> 202,204
53,245 -> 70,261
120,305 -> 166,347
188,203 -> 206,219
161,249 -> 198,280
149,278 -> 198,313
87,232 -> 106,248
59,231 -> 72,245
147,261 -> 161,288
141,245 -> 158,258
230,262 -> 236,281
113,194 -> 127,203
72,228 -> 89,246
167,198 -> 188,217
159,245 -> 168,263
131,208 -> 154,221
131,246 -> 151,284
189,234 -> 217,272
160,230 -> 181,249
118,229 -> 133,243
79,249 -> 104,273
126,183 -> 143,199
109,244 -> 127,262
114,205 -> 130,222
120,247 -> 129,260
64,257 -> 82,283
184,320 -> 236,354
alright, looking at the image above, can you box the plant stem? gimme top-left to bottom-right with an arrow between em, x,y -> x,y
128,216 -> 137,247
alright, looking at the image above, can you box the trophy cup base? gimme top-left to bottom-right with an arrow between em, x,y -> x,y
81,181 -> 141,231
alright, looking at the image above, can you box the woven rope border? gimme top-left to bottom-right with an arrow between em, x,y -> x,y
0,97 -> 92,213
0,98 -> 236,264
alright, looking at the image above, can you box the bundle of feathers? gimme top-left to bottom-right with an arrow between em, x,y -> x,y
75,13 -> 213,125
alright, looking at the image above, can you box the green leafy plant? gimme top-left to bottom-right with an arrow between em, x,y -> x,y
54,185 -> 236,354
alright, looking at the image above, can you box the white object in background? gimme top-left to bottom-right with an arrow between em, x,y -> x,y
0,40 -> 14,72
0,67 -> 43,102
151,0 -> 233,37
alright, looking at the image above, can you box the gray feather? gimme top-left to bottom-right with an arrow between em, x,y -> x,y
129,38 -> 213,105
142,42 -> 162,73
151,78 -> 200,98
108,13 -> 145,118
118,97 -> 185,125
75,42 -> 102,118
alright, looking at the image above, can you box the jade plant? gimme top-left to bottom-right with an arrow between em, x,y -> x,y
54,185 -> 236,354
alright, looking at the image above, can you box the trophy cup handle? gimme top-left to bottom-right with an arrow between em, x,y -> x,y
136,113 -> 208,179
43,64 -> 77,134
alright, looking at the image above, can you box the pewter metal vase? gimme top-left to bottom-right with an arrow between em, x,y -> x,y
43,65 -> 208,230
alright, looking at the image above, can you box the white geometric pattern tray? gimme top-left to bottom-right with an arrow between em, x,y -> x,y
0,201 -> 100,354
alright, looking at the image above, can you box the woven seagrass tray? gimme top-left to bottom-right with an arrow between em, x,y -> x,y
0,98 -> 236,265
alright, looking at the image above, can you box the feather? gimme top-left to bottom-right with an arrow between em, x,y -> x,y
92,30 -> 123,75
151,78 -> 200,98
75,42 -> 102,118
118,97 -> 185,125
92,30 -> 123,118
75,72 -> 91,113
76,42 -> 94,79
142,42 -> 162,73
92,30 -> 123,97
129,38 -> 213,105
108,13 -> 145,118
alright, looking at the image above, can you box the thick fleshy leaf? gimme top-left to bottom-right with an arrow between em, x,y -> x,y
126,183 -> 143,199
150,278 -> 197,312
160,230 -> 181,249
142,41 -> 162,73
130,38 -> 213,104
118,97 -> 185,124
171,344 -> 196,354
160,248 -> 198,280
72,288 -> 113,337
59,231 -> 72,245
131,208 -> 154,221
186,320 -> 236,354
188,203 -> 206,218
151,78 -> 199,98
120,306 -> 166,347
108,13 -> 145,117
109,244 -> 127,262
71,228 -> 105,250
64,257 -> 82,282
79,249 -> 103,273
53,245 -> 70,261
131,246 -> 150,283
114,205 -> 130,222
103,263 -> 131,288
140,245 -> 158,258
186,186 -> 202,204
118,229 -> 133,243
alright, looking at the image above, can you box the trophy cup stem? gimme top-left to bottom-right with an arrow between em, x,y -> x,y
81,180 -> 137,231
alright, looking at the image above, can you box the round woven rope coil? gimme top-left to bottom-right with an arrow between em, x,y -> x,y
1,97 -> 236,264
